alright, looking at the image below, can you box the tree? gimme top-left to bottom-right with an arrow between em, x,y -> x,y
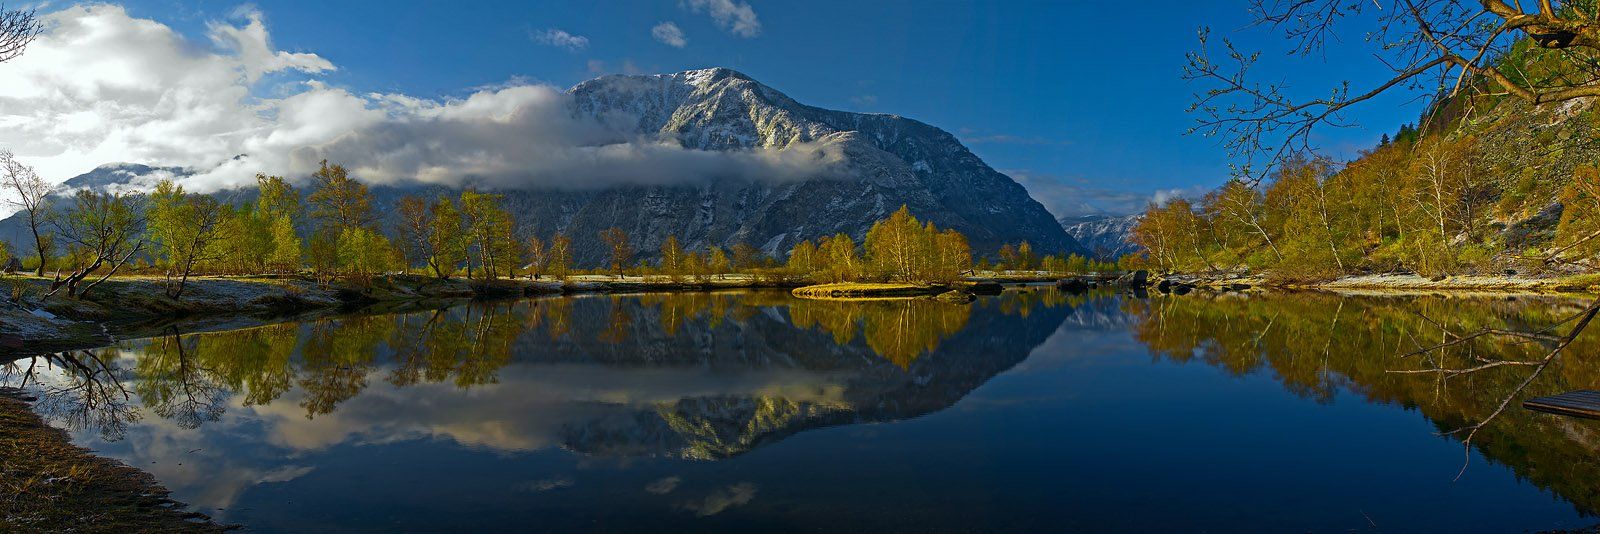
336,227 -> 397,283
427,197 -> 467,279
819,233 -> 861,282
865,205 -> 927,281
1016,241 -> 1036,271
1188,1 -> 1600,182
0,6 -> 41,63
307,161 -> 373,231
599,227 -> 631,278
148,180 -> 225,298
460,191 -> 516,279
266,214 -> 301,273
729,242 -> 762,272
525,235 -> 548,280
660,235 -> 686,281
1208,179 -> 1282,264
932,229 -> 971,282
257,175 -> 302,273
707,246 -> 730,279
307,231 -> 339,283
788,240 -> 820,278
547,233 -> 572,280
997,244 -> 1018,271
395,195 -> 432,271
47,191 -> 145,298
1,150 -> 52,275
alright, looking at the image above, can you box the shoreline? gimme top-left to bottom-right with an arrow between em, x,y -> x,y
11,270 -> 1600,360
1154,272 -> 1600,297
2,274 -> 804,360
0,388 -> 225,532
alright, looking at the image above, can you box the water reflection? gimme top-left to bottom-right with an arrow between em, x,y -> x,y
6,289 -> 1071,456
8,289 -> 1600,529
1127,292 -> 1600,515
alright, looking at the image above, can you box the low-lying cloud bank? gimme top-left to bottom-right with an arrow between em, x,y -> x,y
0,5 -> 845,194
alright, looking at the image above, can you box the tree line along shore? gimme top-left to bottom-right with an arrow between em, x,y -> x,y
0,158 -> 1126,354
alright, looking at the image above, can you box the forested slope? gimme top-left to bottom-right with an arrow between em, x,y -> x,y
1136,38 -> 1600,280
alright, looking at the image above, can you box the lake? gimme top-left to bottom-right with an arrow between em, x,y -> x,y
8,287 -> 1600,532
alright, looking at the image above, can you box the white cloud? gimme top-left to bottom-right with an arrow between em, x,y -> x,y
651,21 -> 687,48
685,0 -> 761,38
0,4 -> 333,184
0,6 -> 845,197
531,28 -> 588,50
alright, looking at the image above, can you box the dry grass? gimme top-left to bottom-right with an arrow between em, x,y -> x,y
791,283 -> 945,299
0,393 -> 223,532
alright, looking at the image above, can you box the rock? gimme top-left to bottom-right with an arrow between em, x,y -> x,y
1057,278 -> 1089,293
966,282 -> 1004,295
933,290 -> 976,303
2,257 -> 19,274
1117,270 -> 1149,287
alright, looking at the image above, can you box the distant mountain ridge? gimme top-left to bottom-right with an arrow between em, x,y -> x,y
1,68 -> 1085,266
1059,214 -> 1141,260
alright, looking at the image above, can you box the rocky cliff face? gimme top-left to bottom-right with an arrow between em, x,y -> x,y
1060,214 -> 1141,260
490,68 -> 1081,264
1,68 -> 1084,266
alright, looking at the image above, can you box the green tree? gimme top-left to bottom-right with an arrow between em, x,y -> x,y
46,190 -> 145,298
148,180 -> 225,298
306,161 -> 374,231
460,191 -> 517,279
427,197 -> 468,279
336,226 -> 397,283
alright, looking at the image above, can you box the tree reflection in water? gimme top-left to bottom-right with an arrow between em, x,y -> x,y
1128,292 -> 1600,513
1,291 -> 1059,438
3,350 -> 139,441
9,290 -> 1600,520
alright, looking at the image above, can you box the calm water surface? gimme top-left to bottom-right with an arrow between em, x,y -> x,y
8,288 -> 1600,532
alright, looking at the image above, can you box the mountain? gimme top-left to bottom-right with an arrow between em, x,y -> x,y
1059,214 -> 1141,260
498,68 -> 1082,264
2,68 -> 1085,266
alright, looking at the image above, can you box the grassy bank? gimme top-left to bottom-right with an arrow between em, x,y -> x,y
791,282 -> 953,299
0,390 -> 223,532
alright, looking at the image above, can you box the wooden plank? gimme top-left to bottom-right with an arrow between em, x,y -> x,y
1524,390 -> 1600,419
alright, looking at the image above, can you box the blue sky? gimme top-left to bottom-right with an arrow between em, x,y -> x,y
11,0 -> 1432,217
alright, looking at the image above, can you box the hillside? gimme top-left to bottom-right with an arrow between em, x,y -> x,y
1132,61 -> 1600,279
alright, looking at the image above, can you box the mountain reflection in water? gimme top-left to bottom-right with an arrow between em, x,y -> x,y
7,289 -> 1600,531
